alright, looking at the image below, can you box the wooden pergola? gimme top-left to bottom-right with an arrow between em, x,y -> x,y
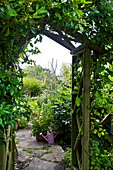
0,28 -> 108,170
42,30 -> 106,169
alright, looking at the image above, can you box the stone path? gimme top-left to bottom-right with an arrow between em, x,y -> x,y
15,128 -> 67,170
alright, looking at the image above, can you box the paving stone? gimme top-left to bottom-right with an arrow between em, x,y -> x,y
15,129 -> 65,169
17,149 -> 32,162
24,158 -> 59,170
41,152 -> 64,162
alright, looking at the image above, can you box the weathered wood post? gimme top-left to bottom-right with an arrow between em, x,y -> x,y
0,129 -> 6,170
82,48 -> 90,170
72,55 -> 78,167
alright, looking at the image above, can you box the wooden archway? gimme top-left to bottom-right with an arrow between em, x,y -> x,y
0,27 -> 108,170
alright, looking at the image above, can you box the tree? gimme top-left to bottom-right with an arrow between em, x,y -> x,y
23,65 -> 49,80
23,77 -> 42,96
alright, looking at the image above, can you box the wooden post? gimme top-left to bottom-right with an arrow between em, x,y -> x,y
0,130 -> 6,170
82,48 -> 90,170
72,55 -> 78,167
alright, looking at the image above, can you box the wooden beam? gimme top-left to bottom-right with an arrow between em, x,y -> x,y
71,45 -> 86,56
72,55 -> 78,167
0,129 -> 6,170
82,48 -> 90,170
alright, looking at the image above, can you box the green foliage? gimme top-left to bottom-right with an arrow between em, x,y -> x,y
31,112 -> 53,136
23,65 -> 50,83
52,84 -> 72,145
23,64 -> 57,93
29,80 -> 71,145
63,147 -> 72,169
60,62 -> 72,85
18,116 -> 28,129
23,77 -> 42,96
0,0 -> 113,167
90,141 -> 113,170
40,82 -> 72,145
90,61 -> 113,169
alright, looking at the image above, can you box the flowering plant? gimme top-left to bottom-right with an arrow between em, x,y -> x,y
31,112 -> 54,136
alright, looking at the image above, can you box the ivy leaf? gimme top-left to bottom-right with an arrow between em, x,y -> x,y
75,96 -> 81,107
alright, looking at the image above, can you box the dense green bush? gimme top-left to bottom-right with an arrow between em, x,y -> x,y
39,83 -> 72,145
52,84 -> 72,145
23,77 -> 42,96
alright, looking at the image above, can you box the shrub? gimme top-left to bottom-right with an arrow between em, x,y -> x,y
23,77 -> 42,96
18,116 -> 28,129
63,147 -> 72,169
40,83 -> 72,145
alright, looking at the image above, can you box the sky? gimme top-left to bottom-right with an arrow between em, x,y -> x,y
21,35 -> 72,75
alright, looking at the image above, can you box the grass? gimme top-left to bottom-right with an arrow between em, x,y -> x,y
41,149 -> 53,156
41,145 -> 51,150
22,148 -> 32,153
15,140 -> 19,144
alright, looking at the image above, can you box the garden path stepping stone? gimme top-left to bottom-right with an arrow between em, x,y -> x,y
15,128 -> 66,170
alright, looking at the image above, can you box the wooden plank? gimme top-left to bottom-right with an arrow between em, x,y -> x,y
72,55 -> 79,166
8,151 -> 12,170
6,125 -> 11,163
76,113 -> 80,130
76,149 -> 81,170
105,134 -> 113,144
0,130 -> 6,170
71,45 -> 86,56
100,114 -> 112,125
74,124 -> 83,151
108,144 -> 113,152
82,48 -> 90,170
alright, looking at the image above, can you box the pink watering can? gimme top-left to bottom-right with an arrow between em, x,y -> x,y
40,131 -> 57,144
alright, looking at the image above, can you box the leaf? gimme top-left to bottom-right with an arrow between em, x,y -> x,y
93,129 -> 97,134
36,3 -> 39,11
98,132 -> 101,138
75,96 -> 81,107
30,27 -> 37,35
79,24 -> 84,32
30,43 -> 33,47
38,6 -> 47,14
19,1 -> 24,4
5,27 -> 10,36
101,132 -> 104,136
0,118 -> 2,125
7,5 -> 17,16
55,12 -> 61,19
101,109 -> 104,113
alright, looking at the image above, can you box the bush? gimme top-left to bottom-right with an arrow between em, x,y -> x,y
23,77 -> 42,96
18,116 -> 28,129
40,83 -> 72,145
63,147 -> 72,169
